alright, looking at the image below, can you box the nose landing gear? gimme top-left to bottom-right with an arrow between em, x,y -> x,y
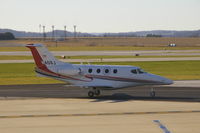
88,87 -> 101,98
150,88 -> 156,97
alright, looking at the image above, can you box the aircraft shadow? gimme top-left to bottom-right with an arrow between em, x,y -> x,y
0,91 -> 199,103
90,93 -> 200,103
0,84 -> 200,102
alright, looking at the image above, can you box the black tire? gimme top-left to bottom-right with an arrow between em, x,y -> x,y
150,91 -> 156,97
88,91 -> 95,98
95,90 -> 100,96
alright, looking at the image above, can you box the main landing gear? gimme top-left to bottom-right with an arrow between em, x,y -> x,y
88,87 -> 101,98
150,88 -> 156,97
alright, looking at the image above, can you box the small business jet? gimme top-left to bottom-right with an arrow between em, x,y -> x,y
26,44 -> 173,98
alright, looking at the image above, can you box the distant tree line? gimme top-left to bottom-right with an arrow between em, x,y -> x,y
146,34 -> 162,37
0,32 -> 15,40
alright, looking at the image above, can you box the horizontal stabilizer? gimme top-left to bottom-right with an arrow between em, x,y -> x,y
26,44 -> 43,47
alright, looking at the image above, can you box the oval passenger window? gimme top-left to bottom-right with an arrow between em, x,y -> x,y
96,69 -> 101,73
113,69 -> 118,74
88,68 -> 92,73
105,69 -> 109,73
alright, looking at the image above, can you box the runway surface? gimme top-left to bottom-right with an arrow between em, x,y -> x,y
0,84 -> 200,133
0,84 -> 200,100
1,49 -> 200,56
1,57 -> 200,63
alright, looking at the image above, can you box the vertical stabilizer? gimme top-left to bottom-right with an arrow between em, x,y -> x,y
26,44 -> 66,68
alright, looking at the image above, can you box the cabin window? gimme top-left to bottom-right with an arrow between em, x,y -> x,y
96,68 -> 101,73
113,69 -> 118,74
105,69 -> 109,73
88,68 -> 92,73
131,69 -> 137,74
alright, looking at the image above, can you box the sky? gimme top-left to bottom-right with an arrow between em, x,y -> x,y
0,0 -> 200,32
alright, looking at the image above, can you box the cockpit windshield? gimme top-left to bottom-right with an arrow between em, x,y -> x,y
131,69 -> 137,74
137,68 -> 146,74
131,68 -> 146,74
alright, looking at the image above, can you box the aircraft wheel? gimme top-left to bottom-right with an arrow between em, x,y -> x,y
150,91 -> 156,97
95,89 -> 101,96
88,91 -> 95,98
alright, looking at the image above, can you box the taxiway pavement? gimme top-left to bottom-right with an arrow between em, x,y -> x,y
1,49 -> 200,56
0,83 -> 200,100
0,84 -> 200,133
1,57 -> 200,63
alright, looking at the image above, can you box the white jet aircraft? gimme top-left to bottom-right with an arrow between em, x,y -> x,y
26,44 -> 173,98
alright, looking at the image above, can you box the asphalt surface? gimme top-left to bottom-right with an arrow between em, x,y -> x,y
1,57 -> 200,63
0,83 -> 200,133
1,50 -> 200,56
0,84 -> 200,102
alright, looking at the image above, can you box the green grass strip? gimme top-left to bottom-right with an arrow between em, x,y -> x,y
0,61 -> 200,85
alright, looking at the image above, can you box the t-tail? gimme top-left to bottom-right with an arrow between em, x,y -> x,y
26,44 -> 65,68
26,44 -> 80,79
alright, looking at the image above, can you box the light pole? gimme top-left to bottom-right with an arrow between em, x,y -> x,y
64,25 -> 67,40
39,24 -> 41,39
42,25 -> 46,41
73,25 -> 76,39
52,25 -> 55,41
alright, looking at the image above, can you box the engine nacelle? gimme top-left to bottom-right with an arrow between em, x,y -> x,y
57,65 -> 80,76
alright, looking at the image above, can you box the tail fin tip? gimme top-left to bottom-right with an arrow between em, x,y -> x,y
26,44 -> 43,47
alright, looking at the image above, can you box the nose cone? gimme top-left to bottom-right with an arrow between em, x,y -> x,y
148,73 -> 173,85
161,78 -> 173,85
145,73 -> 173,85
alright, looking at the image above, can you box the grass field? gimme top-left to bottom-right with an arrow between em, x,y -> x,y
0,37 -> 200,51
0,63 -> 62,85
0,61 -> 200,85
